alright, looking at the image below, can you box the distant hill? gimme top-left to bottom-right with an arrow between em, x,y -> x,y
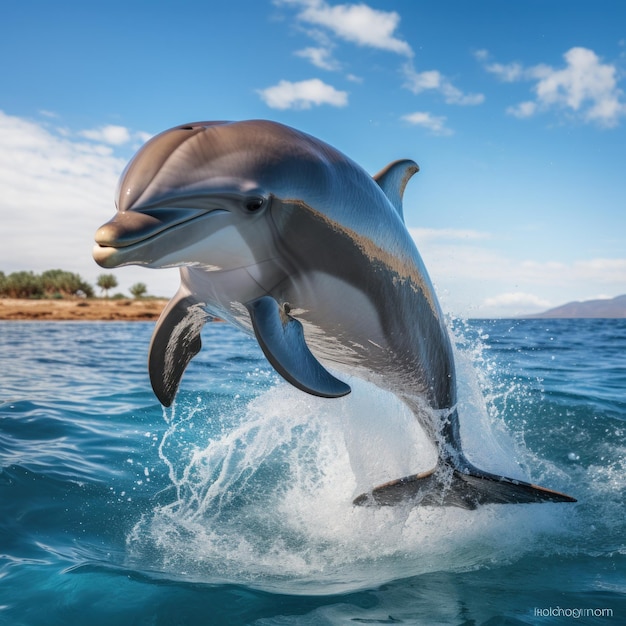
523,294 -> 626,318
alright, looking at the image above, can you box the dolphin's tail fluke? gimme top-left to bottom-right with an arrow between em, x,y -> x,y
353,465 -> 576,509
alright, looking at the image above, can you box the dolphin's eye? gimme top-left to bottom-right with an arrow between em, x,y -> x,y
244,198 -> 265,213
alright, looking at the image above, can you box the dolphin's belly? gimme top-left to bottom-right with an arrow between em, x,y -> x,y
183,264 -> 282,329
281,270 -> 422,391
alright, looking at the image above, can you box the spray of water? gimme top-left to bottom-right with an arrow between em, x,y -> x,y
126,323 -> 574,595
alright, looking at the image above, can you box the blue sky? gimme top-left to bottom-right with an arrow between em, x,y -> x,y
1,0 -> 625,317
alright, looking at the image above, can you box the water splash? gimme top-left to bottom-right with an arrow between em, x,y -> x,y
126,324 -> 575,594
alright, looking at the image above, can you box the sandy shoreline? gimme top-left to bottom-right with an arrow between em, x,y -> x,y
0,298 -> 168,321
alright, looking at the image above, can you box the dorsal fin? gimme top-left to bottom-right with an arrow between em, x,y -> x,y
373,159 -> 419,222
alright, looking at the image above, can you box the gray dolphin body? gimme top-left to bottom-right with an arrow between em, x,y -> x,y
94,120 -> 575,509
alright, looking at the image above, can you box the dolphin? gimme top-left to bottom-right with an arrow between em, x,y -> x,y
93,120 -> 575,509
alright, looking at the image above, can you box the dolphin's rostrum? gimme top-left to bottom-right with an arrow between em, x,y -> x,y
94,120 -> 576,509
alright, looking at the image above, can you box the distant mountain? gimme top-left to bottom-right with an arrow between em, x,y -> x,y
523,294 -> 626,319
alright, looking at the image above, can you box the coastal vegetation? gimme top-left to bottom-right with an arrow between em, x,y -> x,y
0,269 -> 148,300
96,273 -> 118,298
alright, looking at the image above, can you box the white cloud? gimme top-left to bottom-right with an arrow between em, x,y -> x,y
408,227 -> 626,317
80,124 -> 152,147
506,101 -> 537,118
484,61 -> 526,83
257,78 -> 348,109
403,64 -> 484,105
295,46 -> 341,70
472,49 -> 489,62
346,73 -> 363,83
0,110 -> 178,297
401,111 -> 453,136
479,47 -> 626,127
482,292 -> 551,311
565,258 -> 626,284
279,0 -> 413,57
80,124 -> 131,145
536,48 -> 624,125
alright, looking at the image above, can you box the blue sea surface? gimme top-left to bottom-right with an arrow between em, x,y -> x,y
0,318 -> 624,625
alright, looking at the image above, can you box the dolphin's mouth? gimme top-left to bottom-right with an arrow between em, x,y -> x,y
93,207 -> 225,268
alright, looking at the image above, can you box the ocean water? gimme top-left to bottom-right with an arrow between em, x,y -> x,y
0,317 -> 624,625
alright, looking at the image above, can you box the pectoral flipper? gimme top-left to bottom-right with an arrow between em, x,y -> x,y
149,290 -> 208,406
246,296 -> 351,399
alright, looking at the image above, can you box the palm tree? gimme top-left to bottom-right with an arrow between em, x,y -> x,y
129,282 -> 147,299
97,273 -> 118,298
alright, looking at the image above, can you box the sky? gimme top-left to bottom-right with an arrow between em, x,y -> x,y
1,0 -> 625,318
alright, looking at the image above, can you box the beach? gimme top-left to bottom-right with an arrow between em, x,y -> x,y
0,298 -> 168,321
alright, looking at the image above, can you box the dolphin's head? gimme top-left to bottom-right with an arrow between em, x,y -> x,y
93,120 -> 335,272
